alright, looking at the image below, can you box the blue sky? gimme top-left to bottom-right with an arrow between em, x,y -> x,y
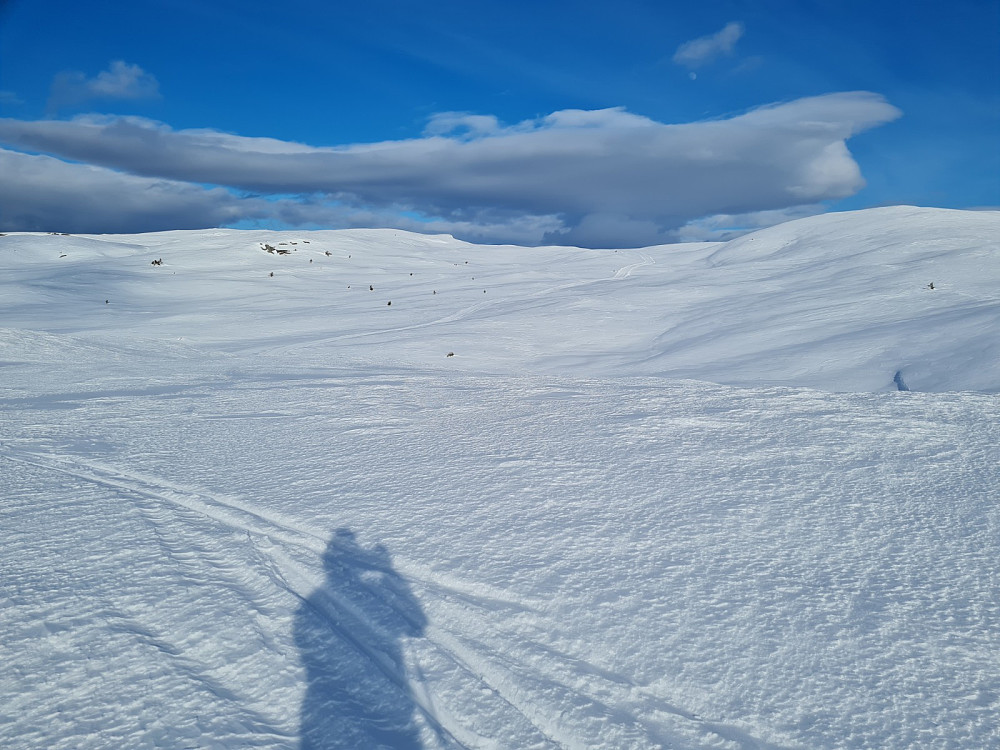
0,0 -> 997,245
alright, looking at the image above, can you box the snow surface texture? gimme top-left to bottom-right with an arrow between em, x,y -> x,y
1,206 -> 998,749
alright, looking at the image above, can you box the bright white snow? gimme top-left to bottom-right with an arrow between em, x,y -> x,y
1,206 -> 998,749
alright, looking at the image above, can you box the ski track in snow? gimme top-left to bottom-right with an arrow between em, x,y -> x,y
2,444 -> 794,750
0,449 -> 510,747
4,371 -> 998,749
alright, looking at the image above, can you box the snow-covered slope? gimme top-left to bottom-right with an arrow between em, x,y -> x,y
2,206 -> 997,391
1,207 -> 998,749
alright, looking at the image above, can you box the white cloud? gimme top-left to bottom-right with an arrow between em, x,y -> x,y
48,61 -> 160,113
88,61 -> 160,99
673,22 -> 744,68
0,92 -> 901,245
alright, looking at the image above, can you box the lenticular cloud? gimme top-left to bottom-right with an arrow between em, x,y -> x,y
0,92 -> 901,245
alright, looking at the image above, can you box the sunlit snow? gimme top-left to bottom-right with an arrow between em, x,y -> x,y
2,206 -> 998,749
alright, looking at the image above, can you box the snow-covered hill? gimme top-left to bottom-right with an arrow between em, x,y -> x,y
1,207 -> 998,749
3,206 -> 997,392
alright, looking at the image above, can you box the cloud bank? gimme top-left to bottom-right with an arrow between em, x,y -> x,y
0,148 -> 254,233
0,92 -> 901,246
0,147 -> 567,242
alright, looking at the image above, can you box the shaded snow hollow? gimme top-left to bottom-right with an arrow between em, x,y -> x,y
1,206 -> 998,749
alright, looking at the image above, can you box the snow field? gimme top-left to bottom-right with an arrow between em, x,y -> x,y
3,206 -> 998,392
1,206 -> 999,748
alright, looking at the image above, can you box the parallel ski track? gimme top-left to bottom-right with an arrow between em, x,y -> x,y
0,449 -> 562,747
1,444 -> 789,749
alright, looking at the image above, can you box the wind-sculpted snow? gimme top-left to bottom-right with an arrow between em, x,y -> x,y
1,207 -> 998,748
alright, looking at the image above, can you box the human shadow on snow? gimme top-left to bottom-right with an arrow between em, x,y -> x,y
294,528 -> 427,749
